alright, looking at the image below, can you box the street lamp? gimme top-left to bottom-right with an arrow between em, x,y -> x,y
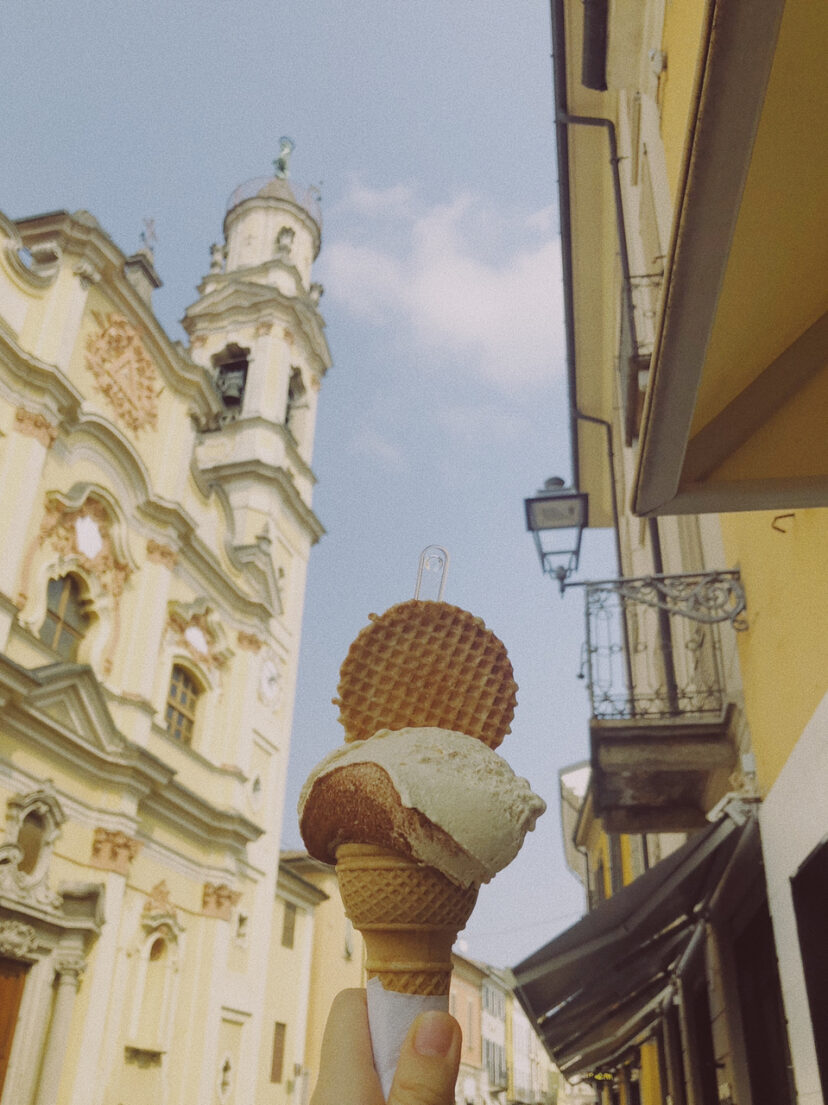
524,478 -> 589,591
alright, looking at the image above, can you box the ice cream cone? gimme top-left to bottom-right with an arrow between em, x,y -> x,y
336,843 -> 478,995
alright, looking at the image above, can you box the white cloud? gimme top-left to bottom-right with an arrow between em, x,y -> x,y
350,429 -> 406,468
339,179 -> 416,218
323,185 -> 564,390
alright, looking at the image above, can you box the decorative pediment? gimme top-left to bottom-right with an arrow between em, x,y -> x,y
28,663 -> 128,755
232,535 -> 284,616
184,280 -> 281,321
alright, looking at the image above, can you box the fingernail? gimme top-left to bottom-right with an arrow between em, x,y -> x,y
413,1011 -> 454,1057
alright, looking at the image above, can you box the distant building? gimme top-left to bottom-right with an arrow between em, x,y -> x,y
0,155 -> 331,1105
279,852 -> 366,1102
514,2 -> 825,1105
452,953 -> 555,1105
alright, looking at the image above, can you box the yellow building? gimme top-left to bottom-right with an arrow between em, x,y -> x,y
278,851 -> 366,1099
515,2 -> 826,1105
0,149 -> 332,1105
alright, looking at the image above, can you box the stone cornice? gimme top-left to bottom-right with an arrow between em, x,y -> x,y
0,658 -> 264,856
135,495 -> 273,626
197,415 -> 318,487
203,459 -> 325,544
0,326 -> 83,421
12,210 -> 222,419
182,278 -> 332,374
277,862 -> 329,907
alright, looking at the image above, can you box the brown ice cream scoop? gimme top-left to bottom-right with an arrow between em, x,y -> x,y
332,599 -> 517,748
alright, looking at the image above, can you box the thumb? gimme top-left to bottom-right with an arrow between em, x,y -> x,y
387,1010 -> 461,1105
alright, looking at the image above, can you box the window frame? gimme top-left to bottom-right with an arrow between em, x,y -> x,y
165,663 -> 202,744
39,573 -> 91,659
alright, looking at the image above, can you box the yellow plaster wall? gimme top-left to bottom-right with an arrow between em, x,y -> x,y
300,865 -> 366,1090
639,1039 -> 662,1104
658,0 -> 709,196
720,507 -> 828,788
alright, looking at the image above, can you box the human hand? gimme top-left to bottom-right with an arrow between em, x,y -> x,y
311,988 -> 461,1105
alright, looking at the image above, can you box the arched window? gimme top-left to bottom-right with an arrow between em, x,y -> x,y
285,367 -> 307,438
212,343 -> 250,424
38,574 -> 91,659
16,810 -> 46,875
165,665 -> 201,744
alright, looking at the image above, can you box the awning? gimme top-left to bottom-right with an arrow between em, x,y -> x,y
512,803 -> 756,1074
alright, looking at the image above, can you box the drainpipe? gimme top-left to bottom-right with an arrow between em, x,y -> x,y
549,0 -> 639,505
550,0 -> 637,709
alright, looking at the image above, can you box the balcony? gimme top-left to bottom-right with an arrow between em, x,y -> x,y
582,571 -> 745,833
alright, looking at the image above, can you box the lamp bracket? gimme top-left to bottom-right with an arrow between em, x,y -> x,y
569,570 -> 747,629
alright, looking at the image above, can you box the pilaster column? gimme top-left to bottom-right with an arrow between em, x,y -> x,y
33,950 -> 85,1105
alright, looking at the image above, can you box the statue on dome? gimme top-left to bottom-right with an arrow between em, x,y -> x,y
273,137 -> 295,179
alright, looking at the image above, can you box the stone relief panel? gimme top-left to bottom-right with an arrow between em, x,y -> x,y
0,919 -> 38,959
84,310 -> 159,433
202,883 -> 242,921
90,828 -> 141,875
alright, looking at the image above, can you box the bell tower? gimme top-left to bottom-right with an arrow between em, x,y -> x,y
183,140 -> 331,592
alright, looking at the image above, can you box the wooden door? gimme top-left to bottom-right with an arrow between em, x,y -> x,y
0,957 -> 29,1098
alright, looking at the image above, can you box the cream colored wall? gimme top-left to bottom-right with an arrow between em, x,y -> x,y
0,190 -> 327,1105
658,0 -> 709,195
258,897 -> 315,1105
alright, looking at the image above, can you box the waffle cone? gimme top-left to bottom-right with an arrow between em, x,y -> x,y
336,843 -> 478,995
333,600 -> 517,749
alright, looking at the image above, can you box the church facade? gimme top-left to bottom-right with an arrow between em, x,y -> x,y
0,156 -> 331,1105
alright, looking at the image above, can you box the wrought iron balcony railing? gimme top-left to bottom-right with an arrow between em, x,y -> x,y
581,571 -> 746,721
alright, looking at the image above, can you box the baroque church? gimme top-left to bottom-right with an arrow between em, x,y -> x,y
0,148 -> 332,1104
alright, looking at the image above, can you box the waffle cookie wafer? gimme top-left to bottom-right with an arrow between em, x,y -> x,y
332,598 -> 517,748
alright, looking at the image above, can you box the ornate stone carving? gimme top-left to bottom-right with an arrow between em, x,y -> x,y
85,310 -> 159,433
0,919 -> 38,959
14,407 -> 58,447
202,883 -> 242,921
237,631 -> 264,652
141,881 -> 183,938
167,599 -> 232,670
39,495 -> 132,597
1,784 -> 65,909
54,949 -> 87,982
90,828 -> 141,874
73,260 -> 101,289
146,539 -> 178,569
275,226 -> 295,259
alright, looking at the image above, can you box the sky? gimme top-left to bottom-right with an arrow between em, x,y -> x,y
4,1 -> 617,968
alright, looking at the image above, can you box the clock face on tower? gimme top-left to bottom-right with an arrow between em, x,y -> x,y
259,657 -> 282,707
